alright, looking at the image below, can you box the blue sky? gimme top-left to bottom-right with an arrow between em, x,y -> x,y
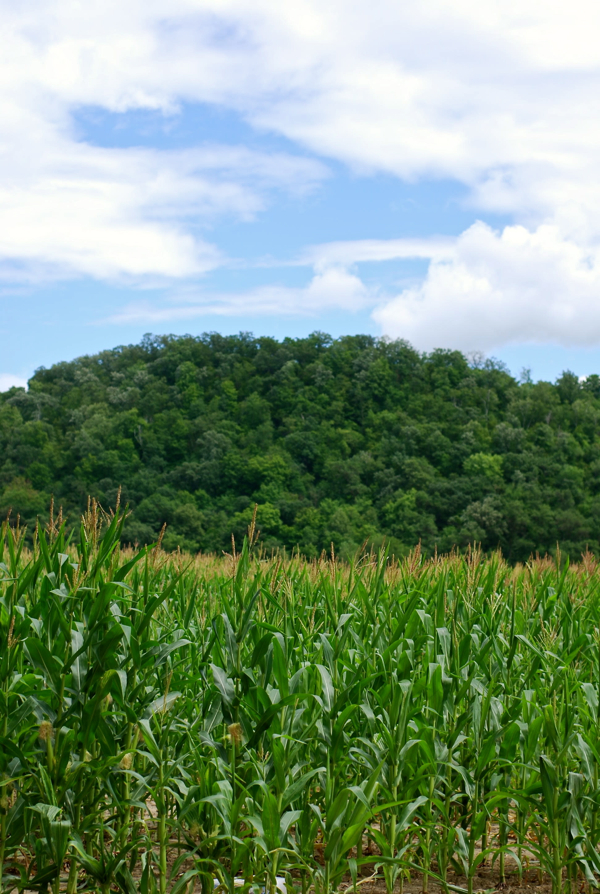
3,1 -> 600,389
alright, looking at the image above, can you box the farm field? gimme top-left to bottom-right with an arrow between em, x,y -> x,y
3,509 -> 600,894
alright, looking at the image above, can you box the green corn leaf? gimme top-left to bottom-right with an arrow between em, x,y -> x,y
262,791 -> 281,852
211,665 -> 235,705
23,638 -> 62,682
316,664 -> 334,713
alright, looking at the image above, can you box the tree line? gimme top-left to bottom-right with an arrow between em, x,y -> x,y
2,331 -> 599,561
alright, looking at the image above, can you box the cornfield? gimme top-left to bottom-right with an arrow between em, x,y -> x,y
3,509 -> 600,894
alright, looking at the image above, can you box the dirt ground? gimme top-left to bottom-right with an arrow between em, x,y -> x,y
347,866 -> 556,894
8,829 -> 565,894
157,838 -> 565,894
10,862 -> 563,894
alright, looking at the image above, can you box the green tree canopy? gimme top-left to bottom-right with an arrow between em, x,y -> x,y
0,333 -> 597,561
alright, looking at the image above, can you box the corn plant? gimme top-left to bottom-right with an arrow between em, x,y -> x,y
5,511 -> 600,894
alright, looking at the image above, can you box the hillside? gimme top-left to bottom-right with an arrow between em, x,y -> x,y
1,331 -> 599,561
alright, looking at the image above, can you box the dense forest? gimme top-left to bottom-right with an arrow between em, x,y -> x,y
1,331 -> 600,561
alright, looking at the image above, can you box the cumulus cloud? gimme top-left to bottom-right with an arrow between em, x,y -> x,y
373,222 -> 600,352
4,0 -> 600,347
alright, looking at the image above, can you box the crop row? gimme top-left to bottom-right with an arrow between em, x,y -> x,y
2,510 -> 600,894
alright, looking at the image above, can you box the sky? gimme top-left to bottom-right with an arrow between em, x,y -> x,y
4,0 -> 600,389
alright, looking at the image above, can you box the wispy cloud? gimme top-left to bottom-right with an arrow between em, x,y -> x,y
105,266 -> 372,323
0,4 -> 329,283
0,135 -> 328,283
299,237 -> 456,269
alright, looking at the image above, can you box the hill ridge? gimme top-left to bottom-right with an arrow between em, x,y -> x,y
1,331 -> 597,561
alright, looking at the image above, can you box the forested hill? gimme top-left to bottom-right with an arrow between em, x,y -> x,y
2,331 -> 600,561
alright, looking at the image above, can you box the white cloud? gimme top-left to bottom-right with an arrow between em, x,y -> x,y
3,0 -> 600,346
105,219 -> 600,354
106,265 -> 371,322
0,139 -> 325,282
0,374 -> 28,392
301,237 -> 455,269
0,4 -> 328,283
374,222 -> 600,352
